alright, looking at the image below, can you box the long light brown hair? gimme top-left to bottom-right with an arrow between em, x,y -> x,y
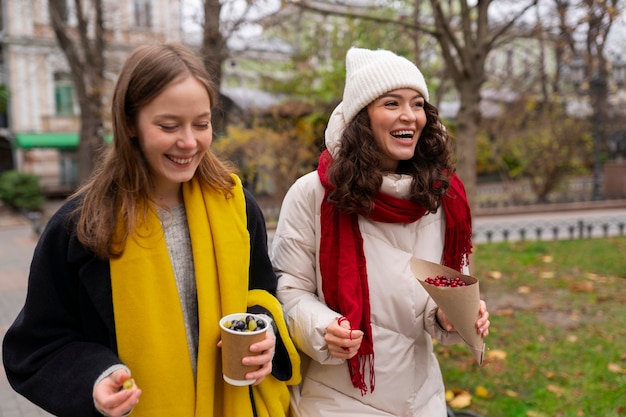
72,43 -> 235,259
327,101 -> 454,214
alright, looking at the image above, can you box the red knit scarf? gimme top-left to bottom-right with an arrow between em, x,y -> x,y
317,149 -> 472,395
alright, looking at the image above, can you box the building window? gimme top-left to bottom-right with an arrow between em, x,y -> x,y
134,0 -> 152,28
54,72 -> 74,116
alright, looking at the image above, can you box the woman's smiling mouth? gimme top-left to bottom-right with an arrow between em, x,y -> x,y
166,155 -> 194,165
391,130 -> 415,140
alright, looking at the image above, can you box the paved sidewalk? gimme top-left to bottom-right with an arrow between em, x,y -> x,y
0,225 -> 54,416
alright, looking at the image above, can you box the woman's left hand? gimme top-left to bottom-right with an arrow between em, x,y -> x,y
243,330 -> 275,385
436,299 -> 490,338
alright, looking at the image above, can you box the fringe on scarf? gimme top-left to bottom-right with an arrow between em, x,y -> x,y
348,354 -> 376,396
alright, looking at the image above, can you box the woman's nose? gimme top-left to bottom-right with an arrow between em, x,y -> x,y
399,104 -> 417,121
177,126 -> 196,148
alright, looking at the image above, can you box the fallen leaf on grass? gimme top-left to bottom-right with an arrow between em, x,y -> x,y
448,391 -> 472,408
539,271 -> 555,279
486,349 -> 507,361
608,363 -> 626,374
540,255 -> 553,263
526,411 -> 548,417
569,281 -> 594,292
517,285 -> 531,294
546,384 -> 565,396
475,385 -> 489,398
585,272 -> 603,280
445,389 -> 455,401
495,308 -> 514,316
487,270 -> 502,279
505,389 -> 519,397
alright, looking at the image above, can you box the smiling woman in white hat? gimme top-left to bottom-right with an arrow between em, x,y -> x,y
271,47 -> 490,416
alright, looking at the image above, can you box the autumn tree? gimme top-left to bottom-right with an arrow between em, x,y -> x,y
553,0 -> 622,86
276,0 -> 538,208
257,3 -> 422,104
194,0 -> 283,136
212,103 -> 327,214
48,0 -> 106,184
482,96 -> 591,203
428,0 -> 538,206
478,0 -> 624,203
193,0 -> 340,207
552,0 -> 624,199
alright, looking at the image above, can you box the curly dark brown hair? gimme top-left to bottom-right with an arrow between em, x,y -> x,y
326,101 -> 454,214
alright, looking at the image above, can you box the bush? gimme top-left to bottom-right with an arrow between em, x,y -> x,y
0,170 -> 45,212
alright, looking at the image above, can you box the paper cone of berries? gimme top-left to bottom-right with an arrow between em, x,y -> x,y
410,257 -> 485,365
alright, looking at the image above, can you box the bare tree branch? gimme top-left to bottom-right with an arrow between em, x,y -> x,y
287,0 -> 438,36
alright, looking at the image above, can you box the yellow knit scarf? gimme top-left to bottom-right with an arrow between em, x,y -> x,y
110,175 -> 298,416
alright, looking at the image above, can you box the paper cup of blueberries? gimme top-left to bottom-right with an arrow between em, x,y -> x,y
219,313 -> 269,385
410,257 -> 485,365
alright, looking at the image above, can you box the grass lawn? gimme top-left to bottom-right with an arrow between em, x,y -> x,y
438,236 -> 626,417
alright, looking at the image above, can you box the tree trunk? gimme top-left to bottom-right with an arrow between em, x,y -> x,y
455,83 -> 482,209
202,0 -> 228,136
429,0 -> 493,211
48,0 -> 106,186
77,99 -> 104,182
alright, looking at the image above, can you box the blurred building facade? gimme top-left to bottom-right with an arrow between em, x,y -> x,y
0,0 -> 183,193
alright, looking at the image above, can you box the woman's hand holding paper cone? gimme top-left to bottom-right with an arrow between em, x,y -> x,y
436,307 -> 455,332
410,257 -> 489,365
436,300 -> 489,336
475,300 -> 490,338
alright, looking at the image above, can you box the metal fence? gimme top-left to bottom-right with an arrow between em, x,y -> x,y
473,210 -> 626,244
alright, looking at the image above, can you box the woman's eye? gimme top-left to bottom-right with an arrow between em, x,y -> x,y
194,122 -> 210,129
384,101 -> 399,107
159,125 -> 178,132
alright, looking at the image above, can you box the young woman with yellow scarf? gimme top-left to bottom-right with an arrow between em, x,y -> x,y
2,43 -> 300,417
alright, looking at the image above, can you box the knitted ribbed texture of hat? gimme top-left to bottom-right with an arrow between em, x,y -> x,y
342,47 -> 429,124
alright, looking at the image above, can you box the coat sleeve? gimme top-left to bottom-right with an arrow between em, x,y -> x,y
424,298 -> 464,345
244,188 -> 276,295
271,174 -> 344,366
1,199 -> 122,417
243,188 -> 302,382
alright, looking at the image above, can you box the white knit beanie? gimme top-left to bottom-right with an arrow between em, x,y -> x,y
325,48 -> 429,157
342,47 -> 429,124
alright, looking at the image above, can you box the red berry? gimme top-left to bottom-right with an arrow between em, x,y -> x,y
425,275 -> 466,287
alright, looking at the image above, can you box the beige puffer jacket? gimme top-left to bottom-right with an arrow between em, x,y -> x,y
271,169 -> 466,417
